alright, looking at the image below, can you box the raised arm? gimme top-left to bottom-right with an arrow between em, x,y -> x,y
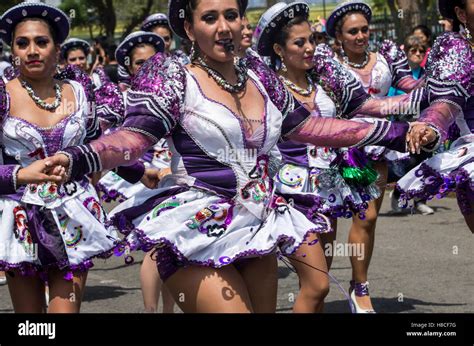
282,103 -> 411,153
310,44 -> 425,120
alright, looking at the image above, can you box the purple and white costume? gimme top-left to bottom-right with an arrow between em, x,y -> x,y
275,46 -> 381,219
344,40 -> 422,162
94,78 -> 172,204
0,67 -> 120,276
60,51 -> 411,281
397,33 -> 473,214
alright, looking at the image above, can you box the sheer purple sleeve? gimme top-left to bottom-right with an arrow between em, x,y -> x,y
57,65 -> 101,142
418,33 -> 472,139
60,130 -> 155,181
379,40 -> 420,92
60,53 -> 184,180
309,44 -> 371,118
287,116 -> 409,153
95,81 -> 125,130
354,88 -> 427,120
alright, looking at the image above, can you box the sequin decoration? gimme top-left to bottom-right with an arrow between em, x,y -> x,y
240,157 -> 272,203
185,203 -> 234,238
83,197 -> 106,223
38,182 -> 59,203
151,200 -> 182,218
276,164 -> 305,189
13,206 -> 35,257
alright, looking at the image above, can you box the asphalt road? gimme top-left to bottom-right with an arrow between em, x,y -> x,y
0,192 -> 473,313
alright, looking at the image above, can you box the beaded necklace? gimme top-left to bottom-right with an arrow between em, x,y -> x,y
194,56 -> 248,94
278,74 -> 314,96
20,79 -> 62,111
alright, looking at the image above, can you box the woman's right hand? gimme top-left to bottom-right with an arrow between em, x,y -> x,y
16,159 -> 66,186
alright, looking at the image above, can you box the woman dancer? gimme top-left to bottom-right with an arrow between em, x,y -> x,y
238,16 -> 253,57
326,0 -> 423,312
387,35 -> 435,215
118,13 -> 190,92
397,0 -> 474,233
256,1 -> 431,313
44,0 -> 435,313
95,31 -> 175,313
0,1 -> 126,313
61,38 -> 91,72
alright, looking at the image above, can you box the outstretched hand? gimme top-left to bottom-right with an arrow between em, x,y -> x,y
406,122 -> 437,154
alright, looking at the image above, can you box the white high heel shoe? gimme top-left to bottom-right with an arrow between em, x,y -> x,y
350,280 -> 376,314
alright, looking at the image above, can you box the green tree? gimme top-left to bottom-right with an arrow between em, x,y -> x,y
0,0 -> 22,15
372,0 -> 437,43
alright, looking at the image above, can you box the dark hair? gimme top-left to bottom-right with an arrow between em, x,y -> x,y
66,46 -> 88,60
151,24 -> 173,38
185,0 -> 242,23
270,16 -> 309,71
106,44 -> 118,61
411,24 -> 432,46
334,10 -> 370,37
129,43 -> 157,60
94,35 -> 108,45
451,0 -> 468,32
13,17 -> 59,45
403,35 -> 427,55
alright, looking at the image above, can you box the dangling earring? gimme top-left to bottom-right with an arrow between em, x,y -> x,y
190,41 -> 198,62
464,22 -> 472,41
279,55 -> 287,73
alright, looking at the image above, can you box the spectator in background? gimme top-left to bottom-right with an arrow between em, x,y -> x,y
104,44 -> 119,84
389,35 -> 427,96
312,18 -> 330,46
387,35 -> 434,216
411,24 -> 432,68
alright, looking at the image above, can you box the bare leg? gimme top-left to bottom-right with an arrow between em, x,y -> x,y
140,251 -> 162,312
290,233 -> 330,313
319,218 -> 338,270
161,284 -> 176,313
164,265 -> 253,313
47,270 -> 88,313
234,255 -> 278,313
348,161 -> 388,311
6,270 -> 46,313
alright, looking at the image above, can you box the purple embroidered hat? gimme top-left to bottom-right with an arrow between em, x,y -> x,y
168,0 -> 249,39
326,0 -> 372,38
61,38 -> 91,59
141,13 -> 170,32
438,0 -> 458,20
115,31 -> 165,69
255,1 -> 310,57
0,0 -> 70,46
